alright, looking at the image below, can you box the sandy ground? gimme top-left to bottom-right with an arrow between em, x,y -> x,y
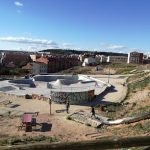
1,74 -> 147,143
0,114 -> 97,142
0,93 -> 98,142
0,84 -> 149,143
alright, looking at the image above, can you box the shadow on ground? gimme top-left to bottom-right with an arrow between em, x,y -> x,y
79,85 -> 119,107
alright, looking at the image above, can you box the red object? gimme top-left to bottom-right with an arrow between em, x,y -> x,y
22,114 -> 32,123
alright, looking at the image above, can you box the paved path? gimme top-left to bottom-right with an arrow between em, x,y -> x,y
90,75 -> 128,104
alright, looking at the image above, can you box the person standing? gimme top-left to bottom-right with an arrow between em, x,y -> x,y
91,106 -> 95,118
66,100 -> 70,114
49,98 -> 52,115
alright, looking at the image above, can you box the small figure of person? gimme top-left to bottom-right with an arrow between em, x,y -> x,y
66,100 -> 70,114
8,111 -> 11,117
49,98 -> 52,115
91,106 -> 95,118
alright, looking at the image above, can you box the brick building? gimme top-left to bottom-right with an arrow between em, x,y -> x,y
48,55 -> 79,73
3,53 -> 31,67
127,51 -> 144,64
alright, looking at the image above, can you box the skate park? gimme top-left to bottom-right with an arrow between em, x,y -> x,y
0,74 -> 109,104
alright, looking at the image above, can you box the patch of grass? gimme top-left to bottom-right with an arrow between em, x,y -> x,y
130,105 -> 150,117
96,104 -> 124,120
57,66 -> 93,75
0,139 -> 8,146
110,64 -> 137,74
129,76 -> 150,91
117,68 -> 136,75
110,63 -> 136,69
120,146 -> 150,150
133,122 -> 150,132
125,76 -> 150,100
134,123 -> 143,131
126,72 -> 148,83
0,135 -> 58,146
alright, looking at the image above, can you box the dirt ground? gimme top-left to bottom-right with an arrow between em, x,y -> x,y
0,114 -> 98,142
0,77 -> 149,143
0,93 -> 98,142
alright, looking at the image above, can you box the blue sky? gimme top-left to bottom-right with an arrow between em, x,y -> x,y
0,0 -> 150,53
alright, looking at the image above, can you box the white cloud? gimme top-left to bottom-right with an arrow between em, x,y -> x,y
27,46 -> 38,52
100,43 -> 128,52
62,43 -> 74,49
0,36 -> 59,49
14,1 -> 23,7
107,44 -> 126,50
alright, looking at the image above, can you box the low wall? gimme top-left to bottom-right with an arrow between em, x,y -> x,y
9,79 -> 36,87
50,90 -> 95,104
34,75 -> 78,82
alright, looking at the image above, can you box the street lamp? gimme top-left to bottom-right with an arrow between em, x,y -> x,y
49,98 -> 52,115
108,64 -> 110,84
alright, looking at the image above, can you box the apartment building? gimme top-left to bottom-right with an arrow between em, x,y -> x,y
107,56 -> 128,63
32,62 -> 48,74
127,51 -> 144,64
82,57 -> 96,66
3,52 -> 31,67
48,55 -> 79,73
97,55 -> 108,63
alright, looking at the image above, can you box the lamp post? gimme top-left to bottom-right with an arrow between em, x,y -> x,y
108,64 -> 110,84
49,98 -> 52,115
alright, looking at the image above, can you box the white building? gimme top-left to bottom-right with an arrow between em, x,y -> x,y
0,52 -> 5,64
79,54 -> 84,62
30,54 -> 37,62
143,54 -> 150,64
82,57 -> 96,66
32,62 -> 48,74
107,56 -> 128,63
99,55 -> 108,63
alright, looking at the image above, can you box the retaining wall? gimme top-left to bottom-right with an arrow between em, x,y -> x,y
51,90 -> 95,104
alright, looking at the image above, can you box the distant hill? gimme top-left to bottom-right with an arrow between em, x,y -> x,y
0,49 -> 128,57
40,49 -> 128,56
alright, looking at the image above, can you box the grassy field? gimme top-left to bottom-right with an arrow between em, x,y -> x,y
57,66 -> 93,74
57,63 -> 138,75
125,76 -> 150,100
109,63 -> 137,74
